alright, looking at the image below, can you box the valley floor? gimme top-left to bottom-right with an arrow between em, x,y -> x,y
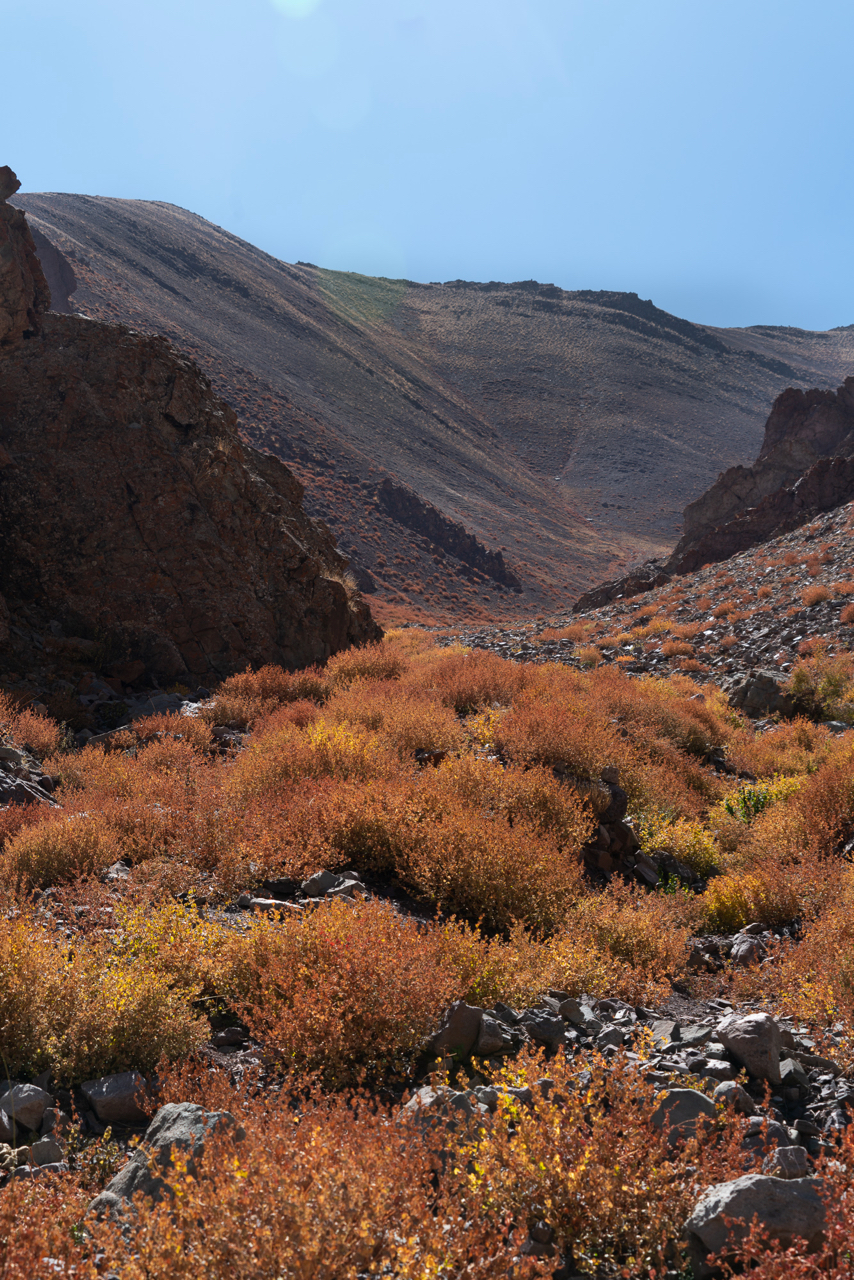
3,512 -> 854,1275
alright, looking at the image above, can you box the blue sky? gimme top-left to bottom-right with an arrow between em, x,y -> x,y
4,0 -> 853,328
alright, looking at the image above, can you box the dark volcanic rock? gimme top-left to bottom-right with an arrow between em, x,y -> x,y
0,169 -> 379,681
0,166 -> 51,345
376,478 -> 522,591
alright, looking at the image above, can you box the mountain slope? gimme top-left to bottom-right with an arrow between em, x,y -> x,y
14,191 -> 854,621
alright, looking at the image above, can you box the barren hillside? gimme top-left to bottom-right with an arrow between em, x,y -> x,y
14,192 -> 854,622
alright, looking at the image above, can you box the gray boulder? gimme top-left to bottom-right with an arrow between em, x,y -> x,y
428,1002 -> 483,1060
81,1072 -> 149,1126
728,671 -> 800,718
650,1088 -> 717,1146
0,1084 -> 52,1134
30,1136 -> 64,1167
712,1081 -> 756,1116
717,1011 -> 782,1083
764,1145 -> 810,1179
685,1174 -> 825,1278
301,869 -> 342,897
474,1015 -> 513,1057
89,1102 -> 244,1217
731,934 -> 766,967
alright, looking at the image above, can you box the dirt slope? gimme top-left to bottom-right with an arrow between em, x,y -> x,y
14,191 -> 854,622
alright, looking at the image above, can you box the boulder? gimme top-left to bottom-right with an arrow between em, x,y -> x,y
716,1012 -> 782,1084
763,1145 -> 810,1180
730,934 -> 767,967
30,1136 -> 64,1167
301,869 -> 343,897
474,1015 -> 514,1057
81,1072 -> 149,1126
727,670 -> 804,719
712,1081 -> 756,1116
0,1084 -> 52,1134
685,1173 -> 825,1278
89,1102 -> 244,1217
650,1088 -> 717,1146
428,1002 -> 484,1061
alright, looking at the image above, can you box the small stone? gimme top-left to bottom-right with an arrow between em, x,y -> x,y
713,1081 -> 756,1116
30,1136 -> 64,1167
763,1145 -> 810,1179
780,1057 -> 810,1092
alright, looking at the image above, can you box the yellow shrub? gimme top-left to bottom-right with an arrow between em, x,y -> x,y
0,813 -> 119,889
638,813 -> 720,877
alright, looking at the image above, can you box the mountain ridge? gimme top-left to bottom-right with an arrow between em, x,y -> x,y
14,189 -> 854,622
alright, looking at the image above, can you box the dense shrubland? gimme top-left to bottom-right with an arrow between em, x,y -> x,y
4,631 -> 854,1273
3,634 -> 854,1077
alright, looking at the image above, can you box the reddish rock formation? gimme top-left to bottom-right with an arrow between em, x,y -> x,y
0,168 -> 379,681
575,377 -> 854,610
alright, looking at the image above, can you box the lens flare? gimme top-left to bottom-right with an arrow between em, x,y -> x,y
271,0 -> 322,19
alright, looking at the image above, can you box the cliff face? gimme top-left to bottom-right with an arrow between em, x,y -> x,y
681,379 -> 854,542
574,377 -> 854,611
0,168 -> 379,681
0,166 -> 51,345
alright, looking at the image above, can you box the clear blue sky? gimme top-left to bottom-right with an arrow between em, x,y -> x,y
4,0 -> 853,329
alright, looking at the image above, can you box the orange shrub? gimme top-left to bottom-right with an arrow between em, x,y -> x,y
326,640 -> 406,687
841,602 -> 854,625
324,678 -> 465,756
222,899 -> 465,1082
832,580 -> 854,595
757,584 -> 773,598
661,640 -> 693,658
575,643 -> 601,667
0,691 -> 63,757
410,647 -> 527,712
201,663 -> 329,727
0,811 -> 120,889
79,1084 -> 530,1280
131,710 -> 213,753
803,583 -> 832,606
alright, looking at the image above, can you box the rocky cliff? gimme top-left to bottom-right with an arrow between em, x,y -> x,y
0,167 -> 379,682
575,376 -> 854,610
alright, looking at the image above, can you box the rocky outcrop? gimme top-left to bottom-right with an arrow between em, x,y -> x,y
575,377 -> 854,610
0,166 -> 51,345
0,168 -> 379,681
683,380 -> 854,541
375,478 -> 522,591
